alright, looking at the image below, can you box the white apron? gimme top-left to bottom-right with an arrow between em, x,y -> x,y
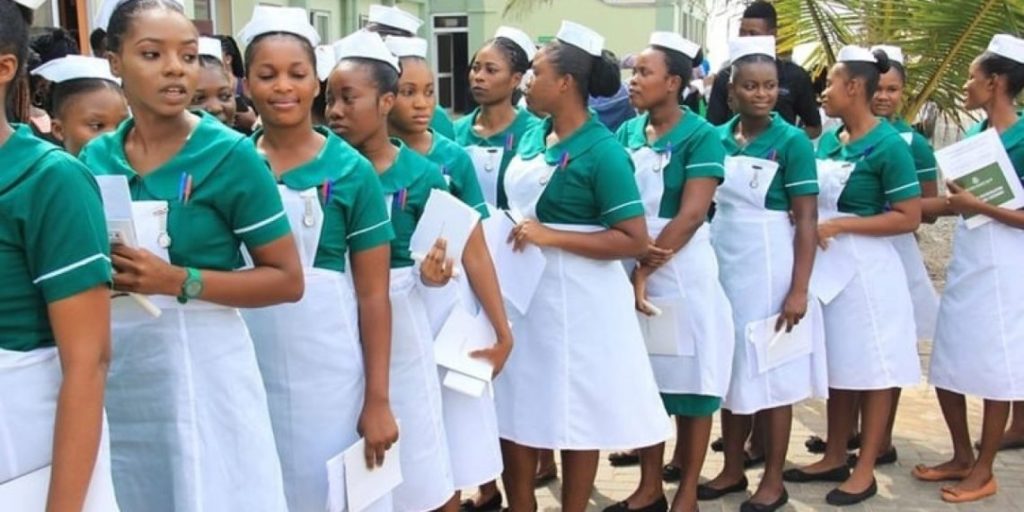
242,187 -> 391,512
466,145 -> 505,208
629,146 -> 735,399
493,153 -> 670,450
0,347 -> 119,510
106,201 -> 287,512
812,160 -> 920,390
388,267 -> 455,511
930,219 -> 1024,400
711,156 -> 828,414
890,232 -> 939,340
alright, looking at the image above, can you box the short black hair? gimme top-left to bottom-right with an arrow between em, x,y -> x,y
978,51 -> 1024,99
651,45 -> 704,104
244,32 -> 316,77
107,0 -> 187,53
546,39 -> 620,100
343,58 -> 399,95
843,48 -> 892,97
743,1 -> 778,30
214,35 -> 245,79
365,23 -> 413,38
49,78 -> 123,117
488,36 -> 531,75
30,28 -> 79,64
90,28 -> 108,55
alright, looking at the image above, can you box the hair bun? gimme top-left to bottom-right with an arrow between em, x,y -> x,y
871,48 -> 891,74
588,49 -> 621,98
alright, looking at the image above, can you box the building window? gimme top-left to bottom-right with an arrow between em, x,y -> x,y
311,10 -> 331,43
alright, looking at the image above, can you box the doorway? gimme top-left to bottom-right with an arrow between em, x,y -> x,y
432,14 -> 469,114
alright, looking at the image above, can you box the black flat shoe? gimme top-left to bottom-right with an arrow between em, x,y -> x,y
782,465 -> 850,483
744,452 -> 765,469
740,489 -> 789,512
461,492 -> 503,512
847,446 -> 898,467
608,451 -> 641,467
710,436 -> 724,452
697,476 -> 748,500
825,479 -> 877,506
534,467 -> 557,488
661,464 -> 681,483
805,433 -> 861,454
601,495 -> 668,512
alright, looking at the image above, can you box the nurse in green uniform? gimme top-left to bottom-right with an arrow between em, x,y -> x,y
0,2 -> 116,509
234,7 -> 399,512
609,31 -> 733,512
190,36 -> 237,126
79,1 -> 304,510
701,36 -> 825,512
383,33 -> 513,509
326,29 -> 513,512
364,3 -> 455,139
455,26 -> 541,210
496,21 -> 669,512
29,55 -> 128,156
782,46 -> 921,507
913,34 -> 1024,503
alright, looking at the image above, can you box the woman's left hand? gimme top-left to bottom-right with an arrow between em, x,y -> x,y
111,244 -> 185,296
509,219 -> 555,252
470,333 -> 514,377
775,290 -> 808,333
945,180 -> 984,216
816,221 -> 844,250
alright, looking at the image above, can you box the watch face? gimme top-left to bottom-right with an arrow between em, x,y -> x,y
185,281 -> 203,297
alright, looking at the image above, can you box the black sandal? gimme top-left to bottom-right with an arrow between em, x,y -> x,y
661,464 -> 681,482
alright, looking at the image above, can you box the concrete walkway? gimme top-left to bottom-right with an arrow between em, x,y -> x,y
528,343 -> 1024,511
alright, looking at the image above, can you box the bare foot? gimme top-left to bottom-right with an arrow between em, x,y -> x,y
942,466 -> 994,494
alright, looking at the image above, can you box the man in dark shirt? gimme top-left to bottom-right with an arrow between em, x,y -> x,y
707,1 -> 822,138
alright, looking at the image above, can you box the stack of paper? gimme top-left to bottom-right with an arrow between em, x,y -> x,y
409,189 -> 482,269
0,464 -> 120,511
745,312 -> 813,374
433,308 -> 497,397
95,175 -> 138,247
481,207 -> 546,314
326,439 -> 402,512
935,127 -> 1024,229
636,297 -> 695,357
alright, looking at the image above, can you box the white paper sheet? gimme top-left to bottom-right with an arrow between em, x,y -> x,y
935,128 -> 1024,229
746,312 -> 813,374
95,175 -> 138,246
326,438 -> 402,512
442,369 -> 488,398
433,308 -> 496,382
636,297 -> 695,356
409,189 -> 481,267
481,208 -> 546,314
809,237 -> 857,304
0,464 -> 119,512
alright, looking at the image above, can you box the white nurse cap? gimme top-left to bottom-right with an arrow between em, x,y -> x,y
729,36 -> 776,61
315,45 -> 336,81
649,32 -> 701,60
30,55 -> 120,85
333,30 -> 401,72
987,34 -> 1024,64
556,20 -> 604,57
198,36 -> 222,61
238,5 -> 320,47
12,0 -> 47,9
368,4 -> 423,35
385,36 -> 428,59
93,0 -> 184,31
870,45 -> 904,65
495,26 -> 536,62
837,45 -> 877,63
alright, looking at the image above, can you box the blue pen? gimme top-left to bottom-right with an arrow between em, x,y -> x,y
177,172 -> 187,202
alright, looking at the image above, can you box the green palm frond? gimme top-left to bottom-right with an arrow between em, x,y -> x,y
774,0 -> 1024,121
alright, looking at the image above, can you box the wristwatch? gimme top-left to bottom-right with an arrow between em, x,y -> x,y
177,267 -> 204,304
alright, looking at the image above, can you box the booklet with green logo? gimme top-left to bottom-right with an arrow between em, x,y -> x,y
935,128 -> 1024,229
